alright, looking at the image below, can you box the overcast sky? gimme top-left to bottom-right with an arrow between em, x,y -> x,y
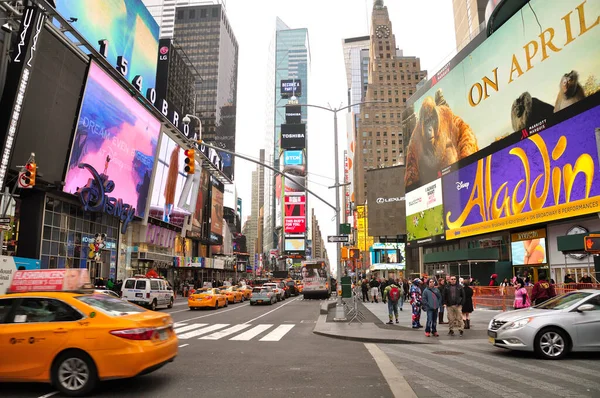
225,0 -> 457,273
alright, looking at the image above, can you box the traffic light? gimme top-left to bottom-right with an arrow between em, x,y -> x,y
19,162 -> 36,188
184,149 -> 195,174
341,247 -> 349,260
584,235 -> 600,253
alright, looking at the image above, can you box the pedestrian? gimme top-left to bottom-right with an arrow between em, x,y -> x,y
531,272 -> 556,305
443,275 -> 464,336
369,276 -> 380,303
422,278 -> 441,337
396,278 -> 404,310
437,277 -> 447,324
403,278 -> 410,302
513,277 -> 531,309
499,278 -> 510,295
361,278 -> 369,302
382,277 -> 402,324
409,278 -> 423,329
489,273 -> 498,287
462,280 -> 474,329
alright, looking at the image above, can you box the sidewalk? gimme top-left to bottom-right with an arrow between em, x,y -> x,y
313,298 -> 500,344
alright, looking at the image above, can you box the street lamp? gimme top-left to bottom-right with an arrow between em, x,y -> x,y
281,100 -> 384,309
183,114 -> 202,141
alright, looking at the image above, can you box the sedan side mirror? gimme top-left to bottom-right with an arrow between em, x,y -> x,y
577,304 -> 595,312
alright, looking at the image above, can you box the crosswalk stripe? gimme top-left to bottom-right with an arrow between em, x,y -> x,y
173,322 -> 187,328
259,324 -> 295,341
229,324 -> 273,341
200,324 -> 253,340
177,324 -> 230,339
174,323 -> 208,333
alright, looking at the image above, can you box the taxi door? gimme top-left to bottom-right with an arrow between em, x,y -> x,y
0,297 -> 82,378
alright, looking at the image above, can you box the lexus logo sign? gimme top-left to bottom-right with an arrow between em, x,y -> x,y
376,197 -> 404,204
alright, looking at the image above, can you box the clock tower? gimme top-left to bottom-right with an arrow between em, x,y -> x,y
354,0 -> 427,205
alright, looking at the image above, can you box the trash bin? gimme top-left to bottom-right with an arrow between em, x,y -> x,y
341,276 -> 352,298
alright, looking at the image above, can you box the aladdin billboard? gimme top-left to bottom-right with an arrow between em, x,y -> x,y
443,104 -> 600,240
406,178 -> 444,246
404,0 -> 600,191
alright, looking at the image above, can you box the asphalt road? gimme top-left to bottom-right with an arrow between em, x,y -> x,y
2,296 -> 393,398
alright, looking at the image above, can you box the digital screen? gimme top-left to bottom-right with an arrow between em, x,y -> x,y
284,194 -> 306,234
211,183 -> 224,238
64,62 -> 161,218
280,79 -> 302,98
281,124 -> 306,150
284,238 -> 306,253
511,238 -> 548,265
405,179 -> 444,245
284,150 -> 304,166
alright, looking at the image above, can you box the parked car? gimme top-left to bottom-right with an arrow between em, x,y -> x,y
250,287 -> 277,305
488,290 -> 600,359
263,283 -> 285,301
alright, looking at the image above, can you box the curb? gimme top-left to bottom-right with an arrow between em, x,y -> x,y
320,300 -> 336,315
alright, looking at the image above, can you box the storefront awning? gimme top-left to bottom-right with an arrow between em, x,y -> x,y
556,231 -> 600,253
423,248 -> 499,264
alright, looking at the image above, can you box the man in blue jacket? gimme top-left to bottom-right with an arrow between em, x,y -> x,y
421,278 -> 442,337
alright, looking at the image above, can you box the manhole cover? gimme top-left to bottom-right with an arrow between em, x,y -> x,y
432,351 -> 464,356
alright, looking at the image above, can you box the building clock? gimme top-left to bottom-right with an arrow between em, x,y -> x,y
375,25 -> 390,39
566,225 -> 589,260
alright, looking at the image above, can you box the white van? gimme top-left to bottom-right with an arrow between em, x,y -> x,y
121,276 -> 174,311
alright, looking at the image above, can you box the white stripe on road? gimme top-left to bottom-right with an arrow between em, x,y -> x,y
229,324 -> 274,341
259,324 -> 295,341
173,323 -> 208,333
245,297 -> 299,324
37,393 -> 58,398
176,303 -> 249,323
178,344 -> 189,348
173,322 -> 188,328
200,324 -> 253,340
176,324 -> 229,339
365,343 -> 417,398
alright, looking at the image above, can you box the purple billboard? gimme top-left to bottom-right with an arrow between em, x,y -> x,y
443,105 -> 600,240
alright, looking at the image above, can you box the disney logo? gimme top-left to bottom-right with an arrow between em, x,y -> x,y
456,181 -> 470,191
376,197 -> 404,204
76,163 -> 136,234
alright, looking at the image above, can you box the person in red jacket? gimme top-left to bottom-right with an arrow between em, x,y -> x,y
531,272 -> 556,305
489,274 -> 498,287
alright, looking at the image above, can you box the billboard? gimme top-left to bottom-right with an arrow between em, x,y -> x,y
366,166 -> 406,237
404,0 -> 600,190
356,205 -> 374,252
149,133 -> 201,226
443,104 -> 600,240
210,179 -> 224,244
405,178 -> 444,245
284,194 -> 306,234
53,0 -> 160,91
280,79 -> 302,98
285,105 -> 302,124
284,237 -> 306,254
281,124 -> 306,150
284,150 -> 304,166
510,229 -> 548,266
64,62 -> 161,218
275,175 -> 283,229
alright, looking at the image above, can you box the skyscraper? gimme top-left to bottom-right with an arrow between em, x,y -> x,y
354,0 -> 427,205
451,0 -> 492,51
263,18 -> 310,254
168,3 -> 238,180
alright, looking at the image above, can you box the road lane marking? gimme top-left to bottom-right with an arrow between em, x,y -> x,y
177,324 -> 229,339
176,303 -> 249,323
259,324 -> 295,341
37,393 -> 58,398
365,343 -> 417,398
166,308 -> 192,314
200,324 -> 253,340
173,323 -> 208,333
178,344 -> 189,348
173,322 -> 187,328
229,324 -> 273,341
244,297 -> 299,324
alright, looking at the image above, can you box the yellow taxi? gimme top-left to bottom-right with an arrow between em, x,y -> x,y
219,286 -> 244,304
188,288 -> 228,310
295,280 -> 304,293
0,289 -> 177,397
237,285 -> 252,300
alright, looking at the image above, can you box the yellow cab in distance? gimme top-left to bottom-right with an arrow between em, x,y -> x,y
188,288 -> 228,310
0,269 -> 177,397
295,280 -> 304,293
219,286 -> 244,304
237,285 -> 252,300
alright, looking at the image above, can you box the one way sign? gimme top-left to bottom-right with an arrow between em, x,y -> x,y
327,235 -> 349,243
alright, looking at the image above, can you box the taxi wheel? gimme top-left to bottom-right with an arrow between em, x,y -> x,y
167,298 -> 174,309
52,350 -> 97,397
150,300 -> 157,311
214,302 -> 219,310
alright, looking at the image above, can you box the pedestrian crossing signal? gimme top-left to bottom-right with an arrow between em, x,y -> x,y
584,235 -> 600,253
184,149 -> 195,174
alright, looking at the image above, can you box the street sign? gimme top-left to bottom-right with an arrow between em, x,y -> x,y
328,235 -> 349,243
0,217 -> 10,224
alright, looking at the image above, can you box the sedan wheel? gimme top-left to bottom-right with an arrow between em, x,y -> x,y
52,351 -> 97,396
536,328 -> 569,359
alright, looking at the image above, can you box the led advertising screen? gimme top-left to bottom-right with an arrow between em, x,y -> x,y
284,149 -> 306,193
54,0 -> 159,91
405,179 -> 444,245
443,104 -> 600,240
280,79 -> 302,98
210,181 -> 224,243
285,105 -> 302,124
284,194 -> 306,234
284,150 -> 304,166
148,133 -> 200,227
275,174 -> 283,229
510,229 -> 548,266
403,0 -> 600,190
64,62 -> 161,218
366,166 -> 406,237
284,237 -> 306,254
281,124 -> 306,150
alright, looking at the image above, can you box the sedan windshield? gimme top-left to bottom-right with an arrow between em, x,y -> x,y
535,292 -> 592,310
77,294 -> 145,316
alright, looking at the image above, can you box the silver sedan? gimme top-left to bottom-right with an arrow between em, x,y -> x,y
488,289 -> 600,359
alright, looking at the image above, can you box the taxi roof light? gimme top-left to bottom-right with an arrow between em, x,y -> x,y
110,327 -> 157,340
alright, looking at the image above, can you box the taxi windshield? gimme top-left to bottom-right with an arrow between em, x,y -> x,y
77,294 -> 146,316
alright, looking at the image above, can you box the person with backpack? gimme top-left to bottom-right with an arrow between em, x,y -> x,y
382,277 -> 403,324
421,278 -> 442,337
